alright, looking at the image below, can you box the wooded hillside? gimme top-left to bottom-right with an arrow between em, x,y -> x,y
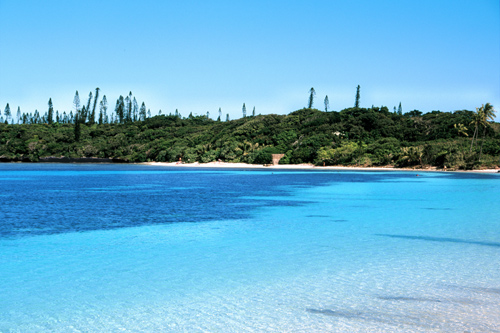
1,107 -> 499,170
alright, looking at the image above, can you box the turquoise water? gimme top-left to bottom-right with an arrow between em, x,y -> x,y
0,164 -> 499,332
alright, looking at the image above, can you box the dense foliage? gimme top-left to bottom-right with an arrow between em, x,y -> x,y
1,106 -> 499,170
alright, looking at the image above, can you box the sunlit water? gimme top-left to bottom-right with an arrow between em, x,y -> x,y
0,164 -> 499,332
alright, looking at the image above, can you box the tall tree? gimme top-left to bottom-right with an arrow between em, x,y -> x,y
4,103 -> 11,123
324,95 -> 329,112
308,87 -> 315,108
101,95 -> 108,124
124,95 -> 131,122
469,107 -> 483,152
478,103 -> 496,161
397,102 -> 402,115
90,87 -> 100,125
132,97 -> 139,122
252,106 -> 255,117
139,102 -> 146,121
354,85 -> 360,108
81,106 -> 87,125
98,101 -> 104,124
226,114 -> 230,122
16,107 -> 21,124
242,103 -> 247,118
83,91 -> 92,123
127,91 -> 133,122
74,113 -> 81,142
217,107 -> 222,121
47,98 -> 54,124
73,91 -> 81,118
115,95 -> 125,123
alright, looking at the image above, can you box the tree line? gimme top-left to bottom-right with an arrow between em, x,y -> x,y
0,87 -> 498,170
0,88 -> 259,126
0,89 -> 149,126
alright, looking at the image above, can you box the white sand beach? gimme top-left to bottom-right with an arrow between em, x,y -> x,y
142,161 -> 500,173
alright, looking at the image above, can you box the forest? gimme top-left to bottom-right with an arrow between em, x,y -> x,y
0,88 -> 499,170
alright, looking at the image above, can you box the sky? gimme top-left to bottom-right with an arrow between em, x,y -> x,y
0,0 -> 499,120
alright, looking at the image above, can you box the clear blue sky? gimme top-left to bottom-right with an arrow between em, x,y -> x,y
1,0 -> 499,120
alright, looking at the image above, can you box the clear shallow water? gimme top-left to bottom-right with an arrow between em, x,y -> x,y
0,164 -> 499,332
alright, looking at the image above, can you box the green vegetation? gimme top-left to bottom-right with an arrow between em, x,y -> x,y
0,89 -> 498,170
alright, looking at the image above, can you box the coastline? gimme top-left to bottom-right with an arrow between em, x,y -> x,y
1,158 -> 497,173
141,161 -> 500,173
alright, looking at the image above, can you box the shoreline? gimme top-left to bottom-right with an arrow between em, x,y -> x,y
1,159 -> 498,173
141,161 -> 500,173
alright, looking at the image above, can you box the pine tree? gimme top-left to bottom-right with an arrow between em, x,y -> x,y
83,91 -> 92,123
90,87 -> 100,125
147,109 -> 151,118
16,107 -> 21,124
132,97 -> 138,122
218,107 -> 222,121
127,91 -> 133,121
324,95 -> 329,112
139,102 -> 146,121
73,91 -> 81,115
124,96 -> 131,122
308,87 -> 315,108
47,98 -> 54,124
252,107 -> 255,117
98,102 -> 104,124
4,103 -> 11,123
226,114 -> 230,122
397,102 -> 402,115
100,95 -> 108,124
354,85 -> 360,108
242,103 -> 247,117
74,113 -> 81,142
81,106 -> 87,124
115,96 -> 125,123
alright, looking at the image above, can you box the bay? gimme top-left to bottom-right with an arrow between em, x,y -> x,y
0,164 -> 499,332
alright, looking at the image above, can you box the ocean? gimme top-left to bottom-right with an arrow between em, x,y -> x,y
0,164 -> 499,332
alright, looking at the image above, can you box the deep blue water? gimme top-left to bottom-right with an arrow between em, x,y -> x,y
0,163 -> 436,238
1,164 -> 499,332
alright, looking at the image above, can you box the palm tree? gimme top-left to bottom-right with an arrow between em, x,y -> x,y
478,103 -> 496,161
469,106 -> 483,152
454,123 -> 468,137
